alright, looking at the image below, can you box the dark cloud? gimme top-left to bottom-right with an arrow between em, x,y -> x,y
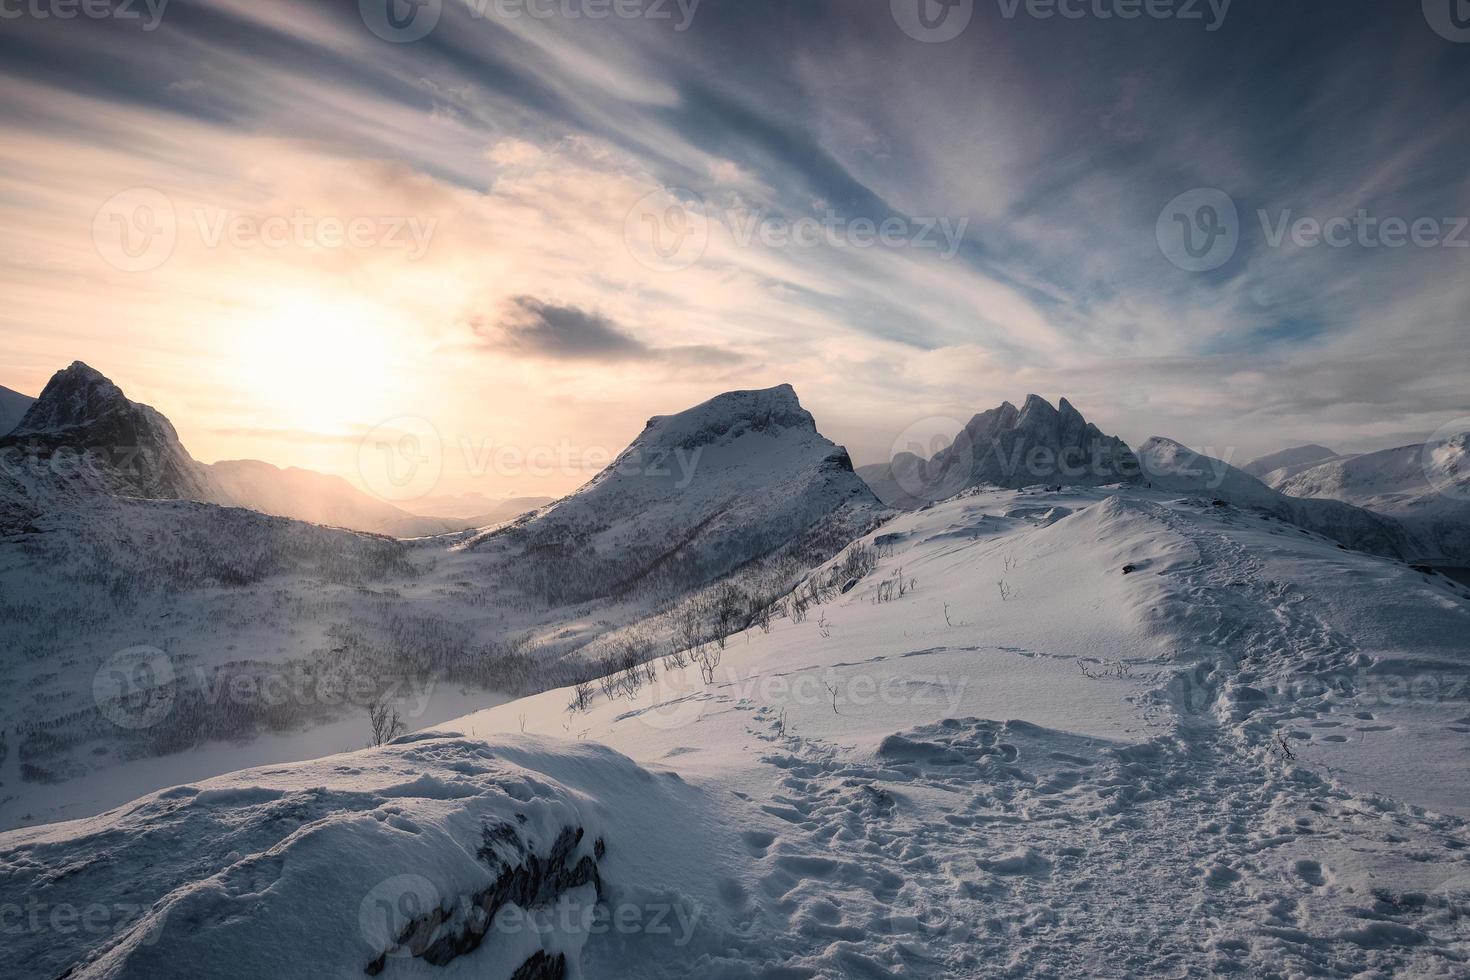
487,297 -> 650,360
473,299 -> 751,370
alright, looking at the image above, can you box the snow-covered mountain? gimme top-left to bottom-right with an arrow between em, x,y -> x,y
10,482 -> 1470,978
208,459 -> 470,538
0,376 -> 886,829
1137,436 -> 1418,560
466,384 -> 885,603
1260,435 -> 1470,563
0,362 -> 225,504
860,395 -> 1139,507
404,491 -> 555,523
0,361 -> 536,538
0,383 -> 33,437
1241,443 -> 1339,479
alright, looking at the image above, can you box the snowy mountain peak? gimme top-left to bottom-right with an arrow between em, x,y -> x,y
0,361 -> 222,503
864,395 -> 1141,508
1242,443 -> 1340,480
637,383 -> 816,455
471,384 -> 882,603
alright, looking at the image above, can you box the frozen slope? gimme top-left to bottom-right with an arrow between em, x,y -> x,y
0,383 -> 34,437
1267,436 -> 1470,564
1243,444 -> 1340,479
11,485 -> 1470,977
463,384 -> 884,603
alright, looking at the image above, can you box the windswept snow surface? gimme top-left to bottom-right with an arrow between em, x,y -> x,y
11,485 -> 1470,977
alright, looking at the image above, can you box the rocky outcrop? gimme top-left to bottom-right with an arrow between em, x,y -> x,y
364,823 -> 605,975
861,395 -> 1140,508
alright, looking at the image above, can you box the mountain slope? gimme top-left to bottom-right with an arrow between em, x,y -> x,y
0,383 -> 33,437
12,484 -> 1470,978
1241,443 -> 1339,479
1265,435 -> 1470,563
403,492 -> 554,523
0,362 -> 224,504
465,384 -> 885,603
863,395 -> 1139,508
208,459 -> 467,538
1138,436 -> 1418,559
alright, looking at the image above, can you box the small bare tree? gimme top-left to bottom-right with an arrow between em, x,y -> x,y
693,642 -> 722,685
368,699 -> 405,747
568,681 -> 595,713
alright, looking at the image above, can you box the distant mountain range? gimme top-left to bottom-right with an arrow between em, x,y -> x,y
1247,441 -> 1470,565
0,363 -> 542,537
0,383 -> 34,437
854,395 -> 1467,564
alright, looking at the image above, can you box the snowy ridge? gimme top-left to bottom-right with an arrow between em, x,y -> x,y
1138,436 -> 1419,560
465,384 -> 885,603
0,732 -> 718,979
1263,435 -> 1470,564
1242,443 -> 1339,479
11,485 -> 1470,977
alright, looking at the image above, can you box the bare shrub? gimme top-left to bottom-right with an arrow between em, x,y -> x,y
367,699 -> 405,747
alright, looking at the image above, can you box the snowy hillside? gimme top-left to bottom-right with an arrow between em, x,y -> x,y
862,395 -> 1139,508
208,459 -> 471,538
1262,436 -> 1470,564
1138,437 -> 1420,561
9,484 -> 1470,977
463,384 -> 884,604
0,383 -> 33,437
0,376 -> 882,830
1242,444 -> 1340,479
405,492 -> 555,525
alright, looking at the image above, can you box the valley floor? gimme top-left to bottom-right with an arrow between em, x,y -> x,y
6,487 -> 1470,977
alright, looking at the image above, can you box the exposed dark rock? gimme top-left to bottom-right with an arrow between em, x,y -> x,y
365,823 -> 604,976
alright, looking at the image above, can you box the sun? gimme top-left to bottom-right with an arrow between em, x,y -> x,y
231,292 -> 408,436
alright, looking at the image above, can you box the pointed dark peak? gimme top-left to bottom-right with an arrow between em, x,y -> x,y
1018,394 -> 1058,422
0,360 -> 218,503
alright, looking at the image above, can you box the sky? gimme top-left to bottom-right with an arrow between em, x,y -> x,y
1,0 -> 1467,498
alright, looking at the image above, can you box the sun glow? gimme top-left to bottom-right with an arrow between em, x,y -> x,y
231,293 -> 408,436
